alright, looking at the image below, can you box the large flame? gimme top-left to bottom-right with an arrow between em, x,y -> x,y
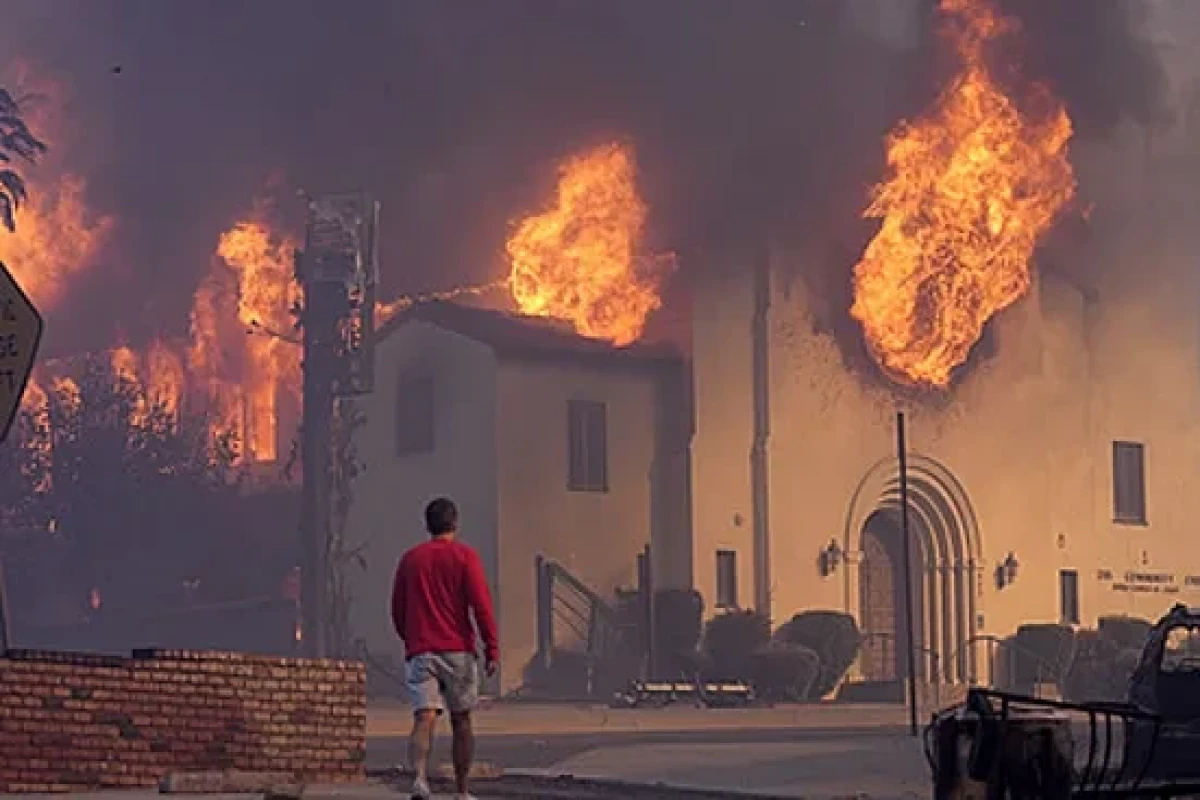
506,142 -> 665,347
0,176 -> 113,312
849,0 -> 1077,389
5,62 -> 301,475
189,214 -> 300,462
0,63 -> 113,314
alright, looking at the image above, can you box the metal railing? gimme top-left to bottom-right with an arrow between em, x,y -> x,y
534,555 -> 639,682
942,634 -> 1070,698
853,631 -> 1068,710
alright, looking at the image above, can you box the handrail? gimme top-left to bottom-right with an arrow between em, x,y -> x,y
540,556 -> 634,664
544,560 -> 610,614
855,631 -> 1066,702
942,634 -> 1068,696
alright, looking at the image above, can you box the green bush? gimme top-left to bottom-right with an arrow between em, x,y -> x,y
749,643 -> 820,702
1099,615 -> 1152,652
1011,624 -> 1076,691
703,610 -> 771,680
774,610 -> 862,699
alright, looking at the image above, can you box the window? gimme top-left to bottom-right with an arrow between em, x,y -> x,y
1112,441 -> 1147,524
1059,569 -> 1080,625
395,368 -> 435,456
567,399 -> 608,492
716,550 -> 738,610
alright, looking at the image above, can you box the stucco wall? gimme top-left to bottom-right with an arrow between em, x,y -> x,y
346,321 -> 499,679
494,359 -> 658,691
690,265 -> 757,615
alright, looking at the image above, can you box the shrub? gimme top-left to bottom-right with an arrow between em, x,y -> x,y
749,643 -> 820,702
1099,615 -> 1152,652
654,588 -> 705,674
774,610 -> 862,699
1011,624 -> 1076,691
1064,629 -> 1123,703
667,647 -> 711,679
703,610 -> 771,680
519,646 -> 640,699
1115,647 -> 1142,688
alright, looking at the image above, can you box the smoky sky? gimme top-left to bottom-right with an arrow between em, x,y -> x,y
0,0 -> 1169,353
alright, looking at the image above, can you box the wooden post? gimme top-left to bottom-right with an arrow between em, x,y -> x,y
0,557 -> 11,652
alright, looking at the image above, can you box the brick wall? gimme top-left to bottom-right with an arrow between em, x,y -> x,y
0,648 -> 366,793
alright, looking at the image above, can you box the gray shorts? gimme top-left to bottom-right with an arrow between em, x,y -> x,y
404,651 -> 479,714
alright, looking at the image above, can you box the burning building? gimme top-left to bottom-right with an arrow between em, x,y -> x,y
691,0 -> 1200,692
344,0 -> 1200,696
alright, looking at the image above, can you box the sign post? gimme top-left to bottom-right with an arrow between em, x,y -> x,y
0,261 -> 40,652
0,260 -> 43,442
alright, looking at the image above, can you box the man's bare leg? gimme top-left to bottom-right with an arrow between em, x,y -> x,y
408,709 -> 437,788
450,710 -> 474,796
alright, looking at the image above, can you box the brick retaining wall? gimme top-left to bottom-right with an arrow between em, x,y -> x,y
0,648 -> 366,793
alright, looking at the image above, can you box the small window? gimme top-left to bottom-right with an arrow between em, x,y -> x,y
567,399 -> 608,492
396,368 -> 435,456
715,550 -> 738,610
1059,569 -> 1080,625
1112,441 -> 1146,524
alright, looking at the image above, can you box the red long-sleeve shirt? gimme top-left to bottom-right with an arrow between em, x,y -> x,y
391,537 -> 499,662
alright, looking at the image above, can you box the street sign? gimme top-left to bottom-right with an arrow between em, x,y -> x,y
0,260 -> 43,442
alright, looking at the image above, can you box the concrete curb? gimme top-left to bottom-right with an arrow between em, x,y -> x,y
367,768 -> 798,799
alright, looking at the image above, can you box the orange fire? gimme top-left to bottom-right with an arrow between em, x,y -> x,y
849,0 -> 1077,389
188,213 -> 300,462
105,342 -> 186,426
506,142 -> 667,346
0,176 -> 113,312
0,62 -> 113,313
3,62 -> 300,475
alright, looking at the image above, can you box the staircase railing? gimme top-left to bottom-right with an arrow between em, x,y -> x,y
534,554 -> 640,678
943,634 -> 1067,698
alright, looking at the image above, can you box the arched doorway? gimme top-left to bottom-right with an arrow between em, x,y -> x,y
845,455 -> 982,684
859,510 -> 925,681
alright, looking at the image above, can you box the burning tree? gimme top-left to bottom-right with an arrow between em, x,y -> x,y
0,356 -> 282,623
0,87 -> 46,232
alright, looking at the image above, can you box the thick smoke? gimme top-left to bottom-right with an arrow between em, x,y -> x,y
0,0 -> 1173,354
993,0 -> 1168,137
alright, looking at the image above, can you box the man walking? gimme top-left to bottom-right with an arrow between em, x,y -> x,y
392,497 -> 499,800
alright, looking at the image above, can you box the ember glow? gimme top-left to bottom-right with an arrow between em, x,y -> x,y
0,176 -> 114,312
849,0 -> 1077,389
506,142 -> 666,347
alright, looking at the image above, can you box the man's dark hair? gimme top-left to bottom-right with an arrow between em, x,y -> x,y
425,497 -> 458,536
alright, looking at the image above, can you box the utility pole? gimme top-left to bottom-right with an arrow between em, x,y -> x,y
896,411 -> 919,737
296,193 -> 379,658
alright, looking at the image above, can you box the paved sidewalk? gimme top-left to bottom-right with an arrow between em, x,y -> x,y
368,699 -> 909,737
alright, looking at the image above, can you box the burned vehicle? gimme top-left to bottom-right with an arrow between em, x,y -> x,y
926,604 -> 1200,798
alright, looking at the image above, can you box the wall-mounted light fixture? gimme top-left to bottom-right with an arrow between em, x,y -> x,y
995,552 -> 1020,589
819,539 -> 844,577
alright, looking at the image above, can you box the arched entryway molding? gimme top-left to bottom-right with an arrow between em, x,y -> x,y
842,454 -> 983,683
